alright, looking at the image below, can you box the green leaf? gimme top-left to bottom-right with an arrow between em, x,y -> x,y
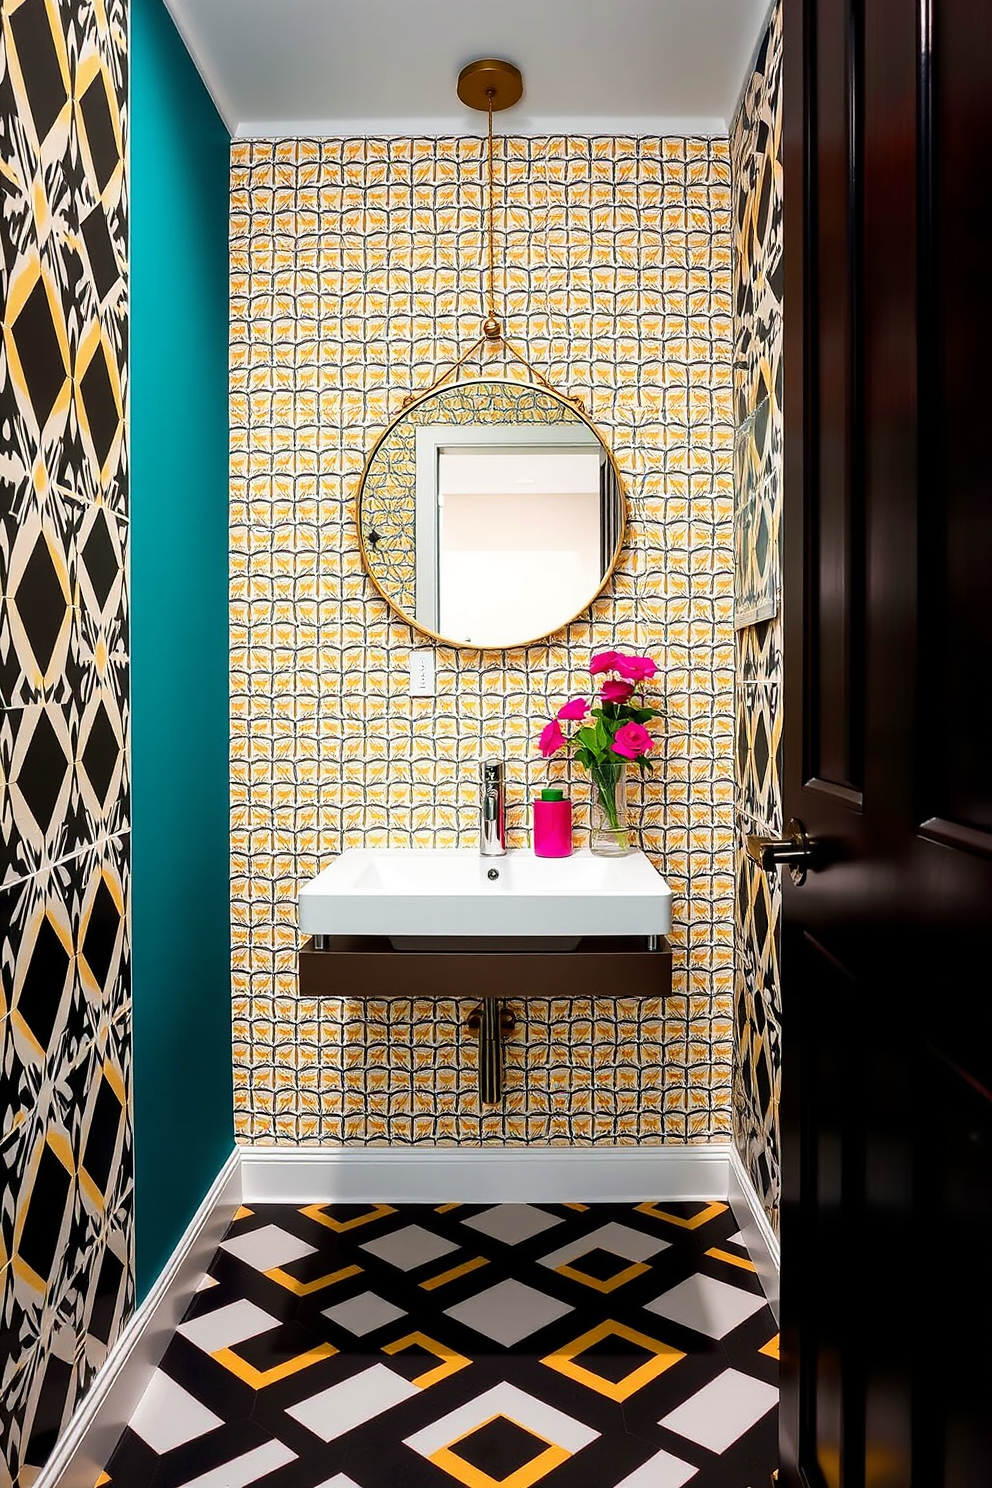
574,725 -> 605,761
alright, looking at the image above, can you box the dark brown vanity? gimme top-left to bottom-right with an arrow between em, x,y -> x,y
299,934 -> 673,1105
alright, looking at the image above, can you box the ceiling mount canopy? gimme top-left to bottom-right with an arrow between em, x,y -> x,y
455,57 -> 524,113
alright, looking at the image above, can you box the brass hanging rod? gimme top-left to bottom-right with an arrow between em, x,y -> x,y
396,56 -> 583,409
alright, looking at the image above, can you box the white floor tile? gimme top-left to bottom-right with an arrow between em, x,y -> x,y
404,1381 -> 599,1458
130,1372 -> 222,1454
644,1273 -> 767,1339
461,1204 -> 564,1246
614,1448 -> 699,1487
286,1363 -> 420,1442
322,1291 -> 407,1337
659,1369 -> 777,1453
176,1440 -> 297,1488
540,1221 -> 671,1270
359,1224 -> 459,1272
221,1225 -> 316,1271
313,1478 -> 364,1488
177,1299 -> 279,1353
444,1278 -> 573,1347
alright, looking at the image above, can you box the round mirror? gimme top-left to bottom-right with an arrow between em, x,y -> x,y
357,379 -> 627,649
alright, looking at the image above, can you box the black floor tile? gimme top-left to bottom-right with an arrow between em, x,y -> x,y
102,1201 -> 779,1488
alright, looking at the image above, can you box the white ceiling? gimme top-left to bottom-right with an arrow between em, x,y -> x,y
163,0 -> 771,138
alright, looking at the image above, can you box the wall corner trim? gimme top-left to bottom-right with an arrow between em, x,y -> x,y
157,0 -> 237,132
37,1142 -> 780,1483
34,1150 -> 242,1488
727,1144 -> 781,1322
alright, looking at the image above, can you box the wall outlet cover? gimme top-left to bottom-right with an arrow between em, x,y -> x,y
408,649 -> 435,696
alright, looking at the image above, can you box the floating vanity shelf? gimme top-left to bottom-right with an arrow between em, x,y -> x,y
298,933 -> 673,1002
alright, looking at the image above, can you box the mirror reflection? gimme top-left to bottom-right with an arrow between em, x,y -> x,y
358,380 -> 626,649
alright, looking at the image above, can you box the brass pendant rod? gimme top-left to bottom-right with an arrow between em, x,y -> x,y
395,56 -> 591,408
486,93 -> 497,324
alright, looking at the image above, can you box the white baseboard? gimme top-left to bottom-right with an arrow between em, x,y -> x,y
36,1150 -> 242,1488
727,1144 -> 781,1322
39,1140 -> 780,1486
239,1142 -> 736,1205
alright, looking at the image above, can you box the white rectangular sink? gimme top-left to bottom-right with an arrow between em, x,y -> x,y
298,847 -> 672,947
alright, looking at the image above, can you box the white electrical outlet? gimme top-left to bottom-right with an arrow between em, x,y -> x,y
408,648 -> 435,696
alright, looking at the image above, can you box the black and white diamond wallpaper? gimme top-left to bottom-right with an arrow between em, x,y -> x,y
730,0 -> 784,1239
1,0 -> 131,1481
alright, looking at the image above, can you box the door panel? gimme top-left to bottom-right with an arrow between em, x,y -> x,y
919,1051 -> 992,1484
913,0 -> 992,1093
780,0 -> 992,1482
922,0 -> 992,841
780,930 -> 864,1488
811,0 -> 864,798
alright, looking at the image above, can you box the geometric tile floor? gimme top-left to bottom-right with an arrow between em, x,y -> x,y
102,1202 -> 778,1488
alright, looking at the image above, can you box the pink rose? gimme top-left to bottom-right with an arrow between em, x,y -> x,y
600,679 -> 634,704
589,650 -> 622,675
557,696 -> 589,721
614,653 -> 657,682
539,719 -> 566,757
611,720 -> 653,759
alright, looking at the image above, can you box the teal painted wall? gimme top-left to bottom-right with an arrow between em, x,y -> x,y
131,0 -> 232,1300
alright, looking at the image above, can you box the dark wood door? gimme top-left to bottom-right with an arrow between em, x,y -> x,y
779,0 -> 992,1483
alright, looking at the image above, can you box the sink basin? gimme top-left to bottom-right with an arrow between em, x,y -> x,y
298,847 -> 672,947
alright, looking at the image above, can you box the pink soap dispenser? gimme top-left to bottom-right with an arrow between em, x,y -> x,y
533,787 -> 573,858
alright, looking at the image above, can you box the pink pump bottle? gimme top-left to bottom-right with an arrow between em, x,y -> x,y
533,787 -> 573,857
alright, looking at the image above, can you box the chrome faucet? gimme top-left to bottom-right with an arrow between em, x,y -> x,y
480,759 -> 507,856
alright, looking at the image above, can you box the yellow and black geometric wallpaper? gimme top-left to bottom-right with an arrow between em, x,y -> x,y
0,0 -> 131,1481
730,1 -> 784,1234
231,134 -> 738,1147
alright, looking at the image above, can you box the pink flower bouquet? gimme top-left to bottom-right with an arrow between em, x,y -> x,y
538,650 -> 662,852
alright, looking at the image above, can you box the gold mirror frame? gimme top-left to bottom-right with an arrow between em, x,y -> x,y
356,377 -> 629,650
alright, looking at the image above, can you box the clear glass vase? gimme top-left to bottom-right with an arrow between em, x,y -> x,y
589,761 -> 631,857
